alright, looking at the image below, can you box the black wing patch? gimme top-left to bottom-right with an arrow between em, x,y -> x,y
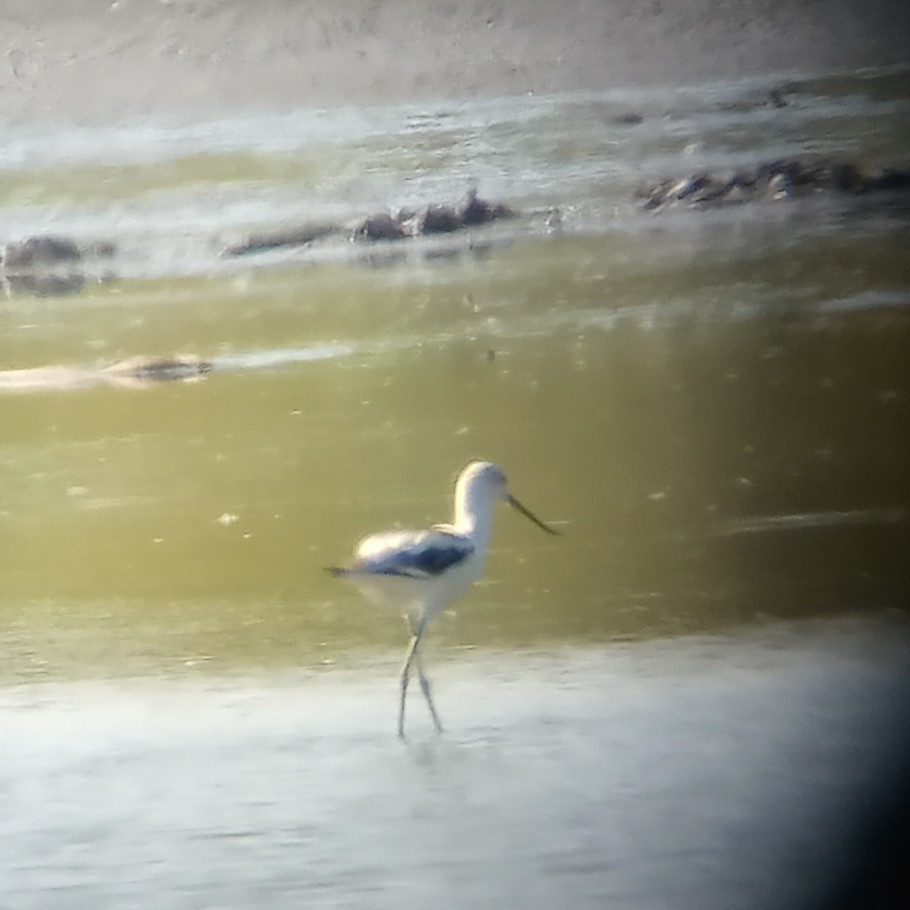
370,533 -> 473,578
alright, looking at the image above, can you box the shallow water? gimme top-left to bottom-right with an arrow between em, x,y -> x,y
3,621 -> 910,910
1,67 -> 909,908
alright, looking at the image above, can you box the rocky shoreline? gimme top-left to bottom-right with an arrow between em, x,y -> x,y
639,158 -> 910,212
3,164 -> 907,301
223,189 -> 516,257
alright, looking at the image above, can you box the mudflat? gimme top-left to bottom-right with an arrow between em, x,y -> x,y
5,0 -> 910,125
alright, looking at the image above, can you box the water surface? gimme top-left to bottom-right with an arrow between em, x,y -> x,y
1,67 -> 909,909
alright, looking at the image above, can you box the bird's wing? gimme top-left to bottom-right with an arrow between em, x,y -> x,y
349,529 -> 474,579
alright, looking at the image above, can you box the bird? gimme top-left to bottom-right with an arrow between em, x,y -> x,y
326,460 -> 560,739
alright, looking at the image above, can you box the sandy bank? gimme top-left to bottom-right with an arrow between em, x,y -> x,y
4,0 -> 910,125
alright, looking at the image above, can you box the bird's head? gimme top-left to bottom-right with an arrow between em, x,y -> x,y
457,460 -> 560,535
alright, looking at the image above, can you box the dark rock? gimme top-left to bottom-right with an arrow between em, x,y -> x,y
3,235 -> 82,270
640,157 -> 910,212
813,161 -> 863,192
2,235 -> 88,297
457,189 -> 492,226
864,168 -> 910,192
417,204 -> 462,235
611,112 -> 645,126
768,87 -> 789,109
456,188 -> 517,227
354,213 -> 408,241
728,170 -> 758,189
103,355 -> 213,382
688,176 -> 733,205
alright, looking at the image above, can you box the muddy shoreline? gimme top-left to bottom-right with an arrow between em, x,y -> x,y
4,161 -> 908,301
5,0 -> 910,126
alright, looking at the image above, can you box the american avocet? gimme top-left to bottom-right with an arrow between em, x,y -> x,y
326,460 -> 560,739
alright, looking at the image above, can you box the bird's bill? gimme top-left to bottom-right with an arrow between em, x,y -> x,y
508,494 -> 561,535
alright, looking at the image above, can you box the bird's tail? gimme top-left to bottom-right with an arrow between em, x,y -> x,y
324,566 -> 349,578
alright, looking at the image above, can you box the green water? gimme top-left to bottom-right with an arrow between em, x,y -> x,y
3,224 -> 908,683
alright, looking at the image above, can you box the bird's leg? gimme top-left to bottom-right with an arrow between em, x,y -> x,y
399,615 -> 444,738
415,651 -> 444,734
398,616 -> 423,739
407,615 -> 444,734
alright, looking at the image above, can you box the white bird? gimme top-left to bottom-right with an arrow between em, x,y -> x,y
326,460 -> 560,739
